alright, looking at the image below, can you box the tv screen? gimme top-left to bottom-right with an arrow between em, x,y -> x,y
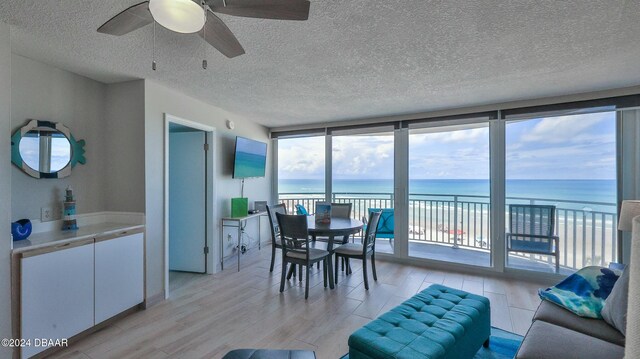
233,136 -> 267,179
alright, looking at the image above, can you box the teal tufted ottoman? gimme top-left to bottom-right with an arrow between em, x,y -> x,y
348,284 -> 490,359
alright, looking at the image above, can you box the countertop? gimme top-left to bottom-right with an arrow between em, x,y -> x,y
12,222 -> 145,253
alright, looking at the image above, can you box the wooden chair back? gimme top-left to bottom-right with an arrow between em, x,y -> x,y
266,203 -> 287,244
330,203 -> 353,219
363,210 -> 382,253
276,213 -> 310,259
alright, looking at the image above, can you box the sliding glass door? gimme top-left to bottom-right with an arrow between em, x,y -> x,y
332,131 -> 395,254
274,108 -> 621,275
505,112 -> 618,274
407,123 -> 491,266
277,135 -> 326,214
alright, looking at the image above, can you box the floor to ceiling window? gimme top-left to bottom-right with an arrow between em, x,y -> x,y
332,131 -> 395,254
273,104 -> 625,276
277,135 -> 326,214
505,112 -> 618,274
407,123 -> 491,266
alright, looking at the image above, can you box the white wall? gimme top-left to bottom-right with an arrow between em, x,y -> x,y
10,54 -> 108,220
144,80 -> 272,299
104,80 -> 145,213
0,21 -> 12,359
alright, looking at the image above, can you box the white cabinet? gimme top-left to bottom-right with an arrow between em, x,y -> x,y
95,232 -> 144,324
17,227 -> 145,358
20,240 -> 95,358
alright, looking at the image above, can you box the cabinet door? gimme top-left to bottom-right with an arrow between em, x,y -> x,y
21,240 -> 94,358
95,232 -> 144,324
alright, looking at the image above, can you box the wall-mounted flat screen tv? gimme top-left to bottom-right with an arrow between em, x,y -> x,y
233,136 -> 267,179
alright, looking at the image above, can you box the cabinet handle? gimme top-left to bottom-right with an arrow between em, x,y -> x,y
56,243 -> 71,249
120,231 -> 128,236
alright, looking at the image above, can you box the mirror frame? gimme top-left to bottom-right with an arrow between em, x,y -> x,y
11,119 -> 86,179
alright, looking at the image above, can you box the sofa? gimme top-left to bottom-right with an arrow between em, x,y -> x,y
516,264 -> 629,359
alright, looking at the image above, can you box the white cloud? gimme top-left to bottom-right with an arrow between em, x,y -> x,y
332,135 -> 394,178
521,112 -> 609,143
278,137 -> 325,178
412,127 -> 488,144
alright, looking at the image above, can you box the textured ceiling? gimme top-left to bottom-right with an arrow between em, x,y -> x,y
1,1 -> 640,127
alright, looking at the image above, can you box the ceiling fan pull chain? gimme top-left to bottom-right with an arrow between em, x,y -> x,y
202,3 -> 208,70
152,21 -> 157,71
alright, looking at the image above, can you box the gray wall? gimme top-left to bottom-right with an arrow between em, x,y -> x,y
104,80 -> 145,212
620,109 -> 640,264
10,54 -> 108,220
0,21 -> 12,359
144,80 -> 272,299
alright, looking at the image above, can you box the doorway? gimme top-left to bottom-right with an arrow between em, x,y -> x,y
164,114 -> 216,298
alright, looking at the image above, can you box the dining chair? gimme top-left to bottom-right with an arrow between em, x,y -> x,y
333,210 -> 381,290
330,203 -> 352,219
276,213 -> 332,299
266,203 -> 287,272
313,203 -> 353,271
313,202 -> 352,244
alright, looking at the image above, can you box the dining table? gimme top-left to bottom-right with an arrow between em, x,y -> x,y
306,215 -> 363,289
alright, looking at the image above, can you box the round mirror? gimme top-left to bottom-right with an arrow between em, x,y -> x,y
18,128 -> 72,173
11,120 -> 86,179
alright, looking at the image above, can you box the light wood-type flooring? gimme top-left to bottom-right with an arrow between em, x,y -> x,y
49,245 -> 549,359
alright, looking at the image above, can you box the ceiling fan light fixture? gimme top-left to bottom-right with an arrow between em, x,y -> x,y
149,0 -> 205,34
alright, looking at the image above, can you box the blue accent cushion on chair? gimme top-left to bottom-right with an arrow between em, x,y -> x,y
367,208 -> 394,239
348,284 -> 491,359
295,204 -> 308,215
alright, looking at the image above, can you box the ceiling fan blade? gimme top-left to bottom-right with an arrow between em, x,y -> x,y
199,10 -> 245,58
206,0 -> 310,21
97,1 -> 153,36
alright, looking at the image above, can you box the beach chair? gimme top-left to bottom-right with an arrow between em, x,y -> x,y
363,208 -> 394,251
506,204 -> 560,273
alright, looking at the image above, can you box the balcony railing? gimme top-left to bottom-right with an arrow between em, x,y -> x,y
278,192 -> 617,270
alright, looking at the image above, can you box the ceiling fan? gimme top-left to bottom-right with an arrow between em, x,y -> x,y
98,0 -> 311,62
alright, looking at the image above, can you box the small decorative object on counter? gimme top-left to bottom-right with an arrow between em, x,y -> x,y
11,219 -> 32,241
62,186 -> 79,231
315,203 -> 332,224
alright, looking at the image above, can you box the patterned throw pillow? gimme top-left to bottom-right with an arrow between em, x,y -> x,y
539,266 -> 621,318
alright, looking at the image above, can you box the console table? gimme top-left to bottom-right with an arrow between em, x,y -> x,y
220,212 -> 267,271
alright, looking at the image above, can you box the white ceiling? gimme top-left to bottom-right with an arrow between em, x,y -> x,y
1,1 -> 640,128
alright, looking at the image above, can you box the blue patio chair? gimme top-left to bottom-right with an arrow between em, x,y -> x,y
506,204 -> 560,273
364,208 -> 394,250
295,204 -> 309,215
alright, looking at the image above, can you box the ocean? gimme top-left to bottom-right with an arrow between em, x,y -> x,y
279,179 -> 617,211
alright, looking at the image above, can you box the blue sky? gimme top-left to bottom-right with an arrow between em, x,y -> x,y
278,112 -> 617,180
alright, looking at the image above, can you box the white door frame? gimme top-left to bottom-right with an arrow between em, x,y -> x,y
164,113 -> 217,299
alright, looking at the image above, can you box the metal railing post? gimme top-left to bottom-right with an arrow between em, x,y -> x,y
453,195 -> 459,248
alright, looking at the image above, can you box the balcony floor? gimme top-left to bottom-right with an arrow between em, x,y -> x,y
373,239 -> 574,275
